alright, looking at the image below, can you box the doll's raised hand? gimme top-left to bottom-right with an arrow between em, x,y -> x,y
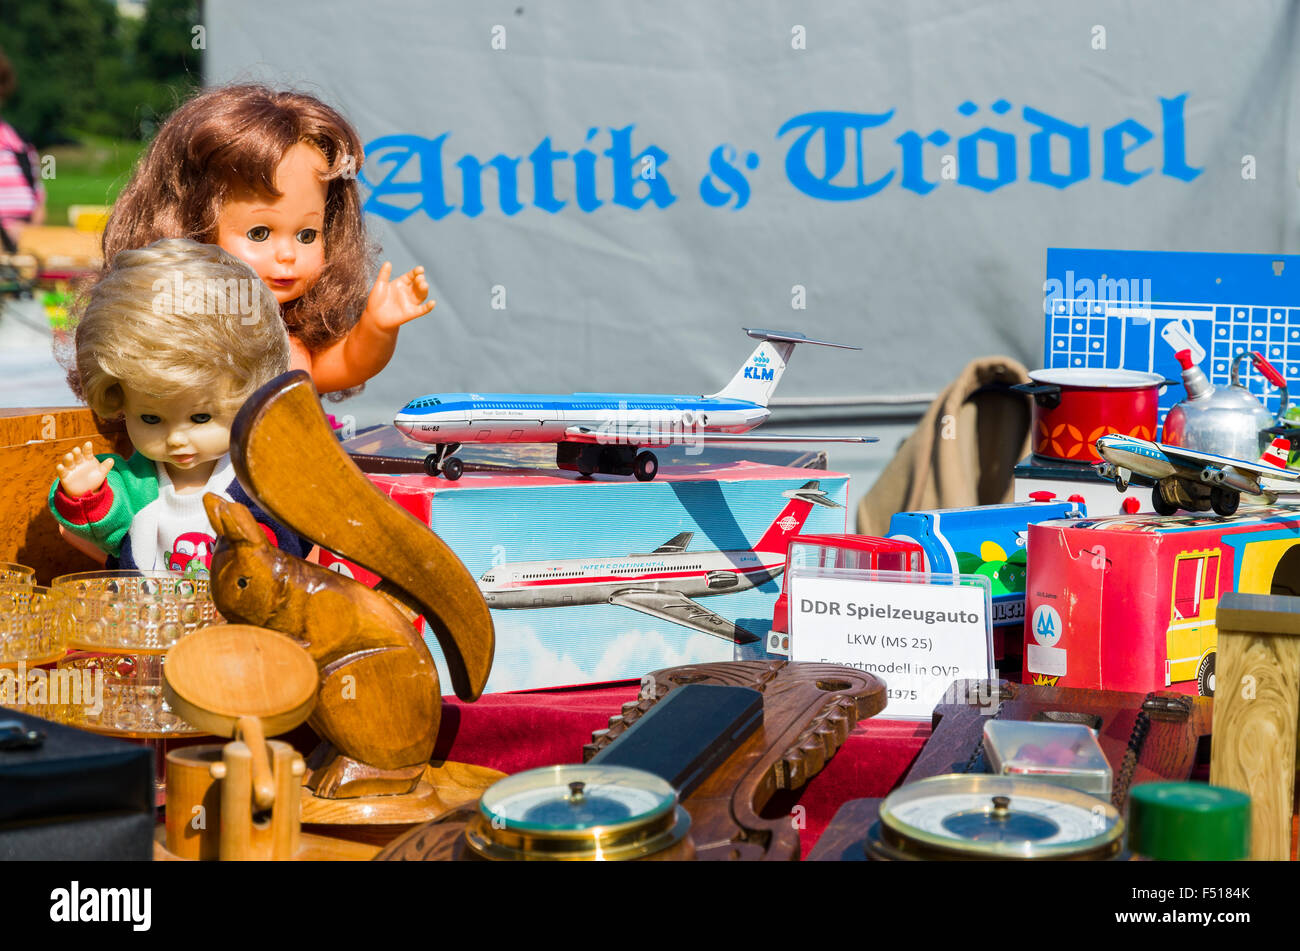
362,262 -> 436,332
56,442 -> 115,498
303,263 -> 436,392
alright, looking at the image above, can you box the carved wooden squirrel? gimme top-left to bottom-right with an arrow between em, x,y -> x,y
204,493 -> 440,798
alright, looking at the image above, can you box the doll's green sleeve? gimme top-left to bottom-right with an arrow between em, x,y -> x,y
47,453 -> 159,558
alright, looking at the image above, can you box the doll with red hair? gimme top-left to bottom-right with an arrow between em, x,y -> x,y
91,84 -> 432,394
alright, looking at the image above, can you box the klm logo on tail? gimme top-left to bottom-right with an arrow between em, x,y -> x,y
743,365 -> 775,381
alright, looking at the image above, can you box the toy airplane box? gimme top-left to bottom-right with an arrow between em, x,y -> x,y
1024,506 -> 1300,697
885,500 -> 1086,632
319,461 -> 849,694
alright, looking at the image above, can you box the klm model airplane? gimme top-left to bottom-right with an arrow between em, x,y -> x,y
394,328 -> 875,480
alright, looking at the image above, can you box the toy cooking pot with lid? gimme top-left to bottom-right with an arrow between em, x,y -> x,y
1013,368 -> 1171,463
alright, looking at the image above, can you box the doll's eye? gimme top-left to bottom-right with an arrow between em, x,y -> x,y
140,414 -> 161,425
296,228 -> 319,245
190,413 -> 212,424
246,226 -> 270,242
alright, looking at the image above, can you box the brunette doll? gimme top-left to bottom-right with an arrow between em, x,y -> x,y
85,85 -> 432,395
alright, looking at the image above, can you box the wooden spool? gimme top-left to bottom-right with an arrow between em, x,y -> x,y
1210,593 -> 1300,860
163,624 -> 318,860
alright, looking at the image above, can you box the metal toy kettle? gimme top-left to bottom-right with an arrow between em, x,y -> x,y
1162,348 -> 1288,460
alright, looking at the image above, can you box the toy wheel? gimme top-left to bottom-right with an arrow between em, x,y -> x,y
422,453 -> 441,477
443,457 -> 464,481
1197,651 -> 1216,697
1210,487 -> 1239,517
1151,484 -> 1179,516
633,450 -> 658,482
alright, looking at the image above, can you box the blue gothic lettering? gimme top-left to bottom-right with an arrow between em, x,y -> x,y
1102,119 -> 1154,185
361,134 -> 455,222
776,110 -> 896,201
700,145 -> 752,209
605,125 -> 676,210
957,125 -> 1016,193
1024,106 -> 1089,189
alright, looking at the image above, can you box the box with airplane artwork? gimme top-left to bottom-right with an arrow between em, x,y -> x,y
1024,505 -> 1300,697
320,461 -> 849,693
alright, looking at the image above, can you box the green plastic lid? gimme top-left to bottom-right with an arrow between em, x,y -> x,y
1127,782 -> 1251,860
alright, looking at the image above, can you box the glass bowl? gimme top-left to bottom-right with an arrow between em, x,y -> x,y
44,651 -> 200,737
0,563 -> 35,585
0,583 -> 72,669
51,570 -> 221,654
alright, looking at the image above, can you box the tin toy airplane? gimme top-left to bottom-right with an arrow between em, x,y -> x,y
1095,432 -> 1300,516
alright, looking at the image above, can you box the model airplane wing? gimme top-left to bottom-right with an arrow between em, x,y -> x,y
647,532 -> 693,554
610,589 -> 761,644
1155,444 -> 1300,488
561,426 -> 874,445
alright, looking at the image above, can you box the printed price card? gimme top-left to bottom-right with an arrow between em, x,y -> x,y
788,570 -> 993,720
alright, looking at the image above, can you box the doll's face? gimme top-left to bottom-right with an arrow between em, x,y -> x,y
216,142 -> 328,306
121,384 -> 236,479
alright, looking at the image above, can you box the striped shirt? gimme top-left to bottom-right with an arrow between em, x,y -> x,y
0,120 -> 43,225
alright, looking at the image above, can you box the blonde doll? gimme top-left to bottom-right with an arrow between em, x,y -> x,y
51,239 -> 308,572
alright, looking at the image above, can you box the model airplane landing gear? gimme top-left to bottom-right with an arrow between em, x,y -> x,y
1210,486 -> 1239,517
422,443 -> 464,480
1097,462 -> 1130,492
633,450 -> 658,482
1152,482 -> 1179,516
556,443 -> 659,480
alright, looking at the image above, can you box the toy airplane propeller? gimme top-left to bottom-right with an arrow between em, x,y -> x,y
1095,432 -> 1300,517
394,328 -> 876,481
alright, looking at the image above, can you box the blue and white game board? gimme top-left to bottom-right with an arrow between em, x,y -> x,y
1044,249 -> 1300,433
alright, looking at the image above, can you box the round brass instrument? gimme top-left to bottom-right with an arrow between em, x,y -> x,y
463,764 -> 692,861
866,774 -> 1123,861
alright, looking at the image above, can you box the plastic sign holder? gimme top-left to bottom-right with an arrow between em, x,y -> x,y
787,567 -> 993,720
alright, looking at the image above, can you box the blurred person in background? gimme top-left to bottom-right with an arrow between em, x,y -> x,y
0,46 -> 46,250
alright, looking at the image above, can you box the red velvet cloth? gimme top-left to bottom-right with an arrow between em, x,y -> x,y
435,682 -> 931,858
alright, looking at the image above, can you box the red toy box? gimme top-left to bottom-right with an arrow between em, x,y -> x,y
1024,505 -> 1300,696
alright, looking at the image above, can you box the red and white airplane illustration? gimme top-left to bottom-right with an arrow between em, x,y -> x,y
476,481 -> 840,643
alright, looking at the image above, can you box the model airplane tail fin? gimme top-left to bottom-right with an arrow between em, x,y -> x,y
751,480 -> 840,554
705,329 -> 860,407
1260,437 -> 1291,469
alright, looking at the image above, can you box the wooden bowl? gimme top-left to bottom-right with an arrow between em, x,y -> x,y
163,624 -> 317,738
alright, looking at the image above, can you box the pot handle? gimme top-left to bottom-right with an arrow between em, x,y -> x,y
1010,381 -> 1061,410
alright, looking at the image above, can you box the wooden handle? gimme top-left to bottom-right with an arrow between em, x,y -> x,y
236,715 -> 275,811
229,371 -> 494,700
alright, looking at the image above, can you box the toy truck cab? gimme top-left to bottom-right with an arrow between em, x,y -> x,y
768,534 -> 923,655
1166,548 -> 1220,695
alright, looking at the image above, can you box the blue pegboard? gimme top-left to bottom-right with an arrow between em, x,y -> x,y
1044,249 -> 1300,434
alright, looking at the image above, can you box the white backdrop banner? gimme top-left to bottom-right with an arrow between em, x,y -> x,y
204,1 -> 1300,425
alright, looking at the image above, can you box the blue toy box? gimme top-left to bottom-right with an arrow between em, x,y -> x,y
885,500 -> 1086,630
325,461 -> 849,693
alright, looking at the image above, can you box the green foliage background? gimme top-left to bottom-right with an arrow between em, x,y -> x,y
0,0 -> 202,220
0,0 -> 201,146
